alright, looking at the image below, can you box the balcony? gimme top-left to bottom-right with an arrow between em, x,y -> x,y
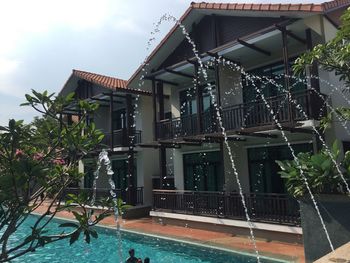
63,187 -> 144,205
153,190 -> 300,226
156,89 -> 326,140
100,128 -> 142,148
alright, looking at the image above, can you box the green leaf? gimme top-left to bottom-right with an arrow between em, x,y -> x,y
69,230 -> 81,245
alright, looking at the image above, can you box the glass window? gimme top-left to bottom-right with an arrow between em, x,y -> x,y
112,109 -> 126,130
84,164 -> 95,188
112,159 -> 137,190
183,151 -> 223,191
248,143 -> 313,193
179,84 -> 216,117
243,60 -> 306,103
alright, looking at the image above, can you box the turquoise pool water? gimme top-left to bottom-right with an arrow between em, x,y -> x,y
6,216 -> 286,263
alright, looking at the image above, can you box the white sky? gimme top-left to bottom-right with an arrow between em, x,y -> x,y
0,0 -> 326,125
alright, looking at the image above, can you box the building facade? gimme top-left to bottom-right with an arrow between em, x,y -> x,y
127,0 -> 350,235
60,0 -> 350,239
59,70 -> 158,206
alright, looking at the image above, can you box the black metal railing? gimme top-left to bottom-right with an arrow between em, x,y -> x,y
156,114 -> 198,140
101,129 -> 142,148
155,89 -> 326,140
63,187 -> 144,205
153,190 -> 300,226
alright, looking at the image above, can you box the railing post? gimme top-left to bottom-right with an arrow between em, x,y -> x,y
152,79 -> 158,141
109,92 -> 114,149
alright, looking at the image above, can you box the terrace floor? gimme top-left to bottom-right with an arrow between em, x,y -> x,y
34,202 -> 305,263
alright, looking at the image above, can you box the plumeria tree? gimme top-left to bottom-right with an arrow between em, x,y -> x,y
0,91 -> 113,262
294,7 -> 350,130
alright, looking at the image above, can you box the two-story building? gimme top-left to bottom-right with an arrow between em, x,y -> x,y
59,69 -> 158,206
127,0 -> 350,240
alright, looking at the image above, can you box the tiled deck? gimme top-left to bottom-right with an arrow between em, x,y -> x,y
34,202 -> 305,262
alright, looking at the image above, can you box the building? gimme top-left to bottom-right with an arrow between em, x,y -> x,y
58,0 -> 350,242
59,69 -> 158,206
126,0 -> 350,240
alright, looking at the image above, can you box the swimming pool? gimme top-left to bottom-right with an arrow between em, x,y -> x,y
6,215 -> 288,263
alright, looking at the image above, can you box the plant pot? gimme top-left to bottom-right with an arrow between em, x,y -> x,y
299,194 -> 350,263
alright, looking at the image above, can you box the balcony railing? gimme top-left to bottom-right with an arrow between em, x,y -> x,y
63,187 -> 144,205
153,190 -> 300,226
156,89 -> 326,140
101,129 -> 142,148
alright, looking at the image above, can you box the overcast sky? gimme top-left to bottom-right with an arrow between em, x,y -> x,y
0,0 -> 326,126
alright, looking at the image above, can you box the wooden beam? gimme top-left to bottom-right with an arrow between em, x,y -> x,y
306,28 -> 320,92
194,63 -> 203,133
278,126 -> 314,134
281,27 -> 290,91
204,135 -> 246,142
159,146 -> 166,189
109,93 -> 114,149
164,68 -> 194,79
101,93 -> 145,100
91,97 -> 123,104
234,131 -> 278,139
275,25 -> 306,45
237,39 -> 271,56
157,81 -> 165,121
152,79 -> 158,141
144,76 -> 178,86
183,137 -> 221,144
206,51 -> 239,66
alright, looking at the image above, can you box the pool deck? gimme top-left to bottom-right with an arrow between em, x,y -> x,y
34,202 -> 305,262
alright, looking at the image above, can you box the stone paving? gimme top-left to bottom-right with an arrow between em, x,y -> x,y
34,203 -> 305,262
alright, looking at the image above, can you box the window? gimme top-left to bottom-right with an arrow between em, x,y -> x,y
248,143 -> 313,193
84,164 -> 95,188
179,84 -> 216,117
183,151 -> 223,191
112,159 -> 137,190
112,109 -> 126,130
243,60 -> 306,103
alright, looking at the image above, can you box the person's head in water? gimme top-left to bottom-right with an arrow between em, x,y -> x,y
129,249 -> 135,257
144,257 -> 150,263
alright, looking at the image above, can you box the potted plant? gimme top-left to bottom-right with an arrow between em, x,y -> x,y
276,142 -> 350,263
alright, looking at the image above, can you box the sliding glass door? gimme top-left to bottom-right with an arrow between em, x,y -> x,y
183,151 -> 223,191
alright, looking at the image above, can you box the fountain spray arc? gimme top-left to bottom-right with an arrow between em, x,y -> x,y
90,149 -> 124,263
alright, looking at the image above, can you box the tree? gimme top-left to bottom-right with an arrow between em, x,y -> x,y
276,142 -> 350,198
0,90 -> 113,262
294,8 -> 350,86
294,8 -> 350,130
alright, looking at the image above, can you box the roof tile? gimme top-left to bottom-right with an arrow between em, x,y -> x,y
243,3 -> 253,10
289,4 -> 301,11
260,4 -> 271,10
73,70 -> 150,95
235,3 -> 244,9
252,4 -> 262,10
280,4 -> 291,11
300,4 -> 313,11
128,0 -> 350,86
269,4 -> 281,11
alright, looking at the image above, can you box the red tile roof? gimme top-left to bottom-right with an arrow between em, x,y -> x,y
128,0 -> 350,85
73,69 -> 151,96
190,0 -> 350,12
73,69 -> 127,89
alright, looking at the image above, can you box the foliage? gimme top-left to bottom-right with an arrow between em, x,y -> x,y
0,90 -> 112,262
116,198 -> 133,216
293,8 -> 350,130
276,142 -> 350,198
294,7 -> 350,86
